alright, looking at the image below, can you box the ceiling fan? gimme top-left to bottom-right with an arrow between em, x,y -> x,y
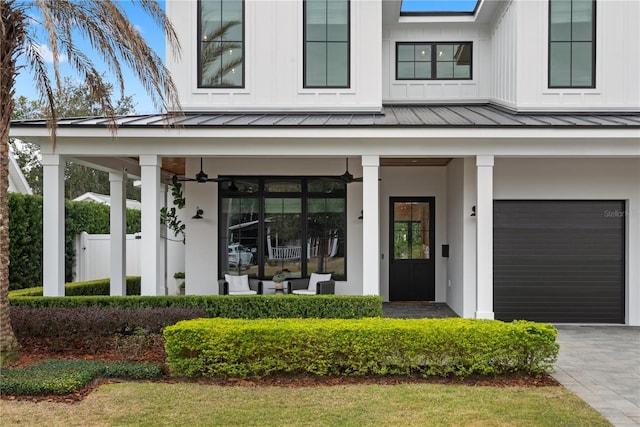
172,157 -> 231,185
336,158 -> 363,184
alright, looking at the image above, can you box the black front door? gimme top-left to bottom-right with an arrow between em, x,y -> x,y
389,197 -> 435,301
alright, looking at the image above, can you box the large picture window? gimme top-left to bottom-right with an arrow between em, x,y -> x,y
396,42 -> 472,80
198,0 -> 244,88
304,0 -> 350,88
549,0 -> 595,88
219,177 -> 346,280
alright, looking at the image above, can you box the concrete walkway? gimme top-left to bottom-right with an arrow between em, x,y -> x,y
552,326 -> 640,426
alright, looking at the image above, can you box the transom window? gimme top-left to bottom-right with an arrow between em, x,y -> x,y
304,0 -> 350,88
219,178 -> 346,281
396,42 -> 472,80
548,0 -> 595,88
198,0 -> 244,88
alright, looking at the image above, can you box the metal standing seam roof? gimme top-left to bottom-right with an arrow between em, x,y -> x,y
10,104 -> 640,129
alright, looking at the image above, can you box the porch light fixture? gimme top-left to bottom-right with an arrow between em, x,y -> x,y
470,206 -> 476,217
193,207 -> 204,219
357,210 -> 363,220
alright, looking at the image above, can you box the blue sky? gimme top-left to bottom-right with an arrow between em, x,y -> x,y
401,0 -> 479,13
12,1 -> 477,116
13,0 -> 166,115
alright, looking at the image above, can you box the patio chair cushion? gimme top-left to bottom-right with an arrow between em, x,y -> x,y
229,290 -> 258,295
308,273 -> 331,293
225,274 -> 250,293
291,289 -> 317,295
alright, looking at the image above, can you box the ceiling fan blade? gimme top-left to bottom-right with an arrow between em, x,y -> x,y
173,174 -> 196,183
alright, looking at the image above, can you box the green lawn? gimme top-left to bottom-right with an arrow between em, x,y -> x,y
0,382 -> 610,427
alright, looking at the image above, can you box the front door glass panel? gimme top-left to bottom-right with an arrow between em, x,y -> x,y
393,202 -> 430,261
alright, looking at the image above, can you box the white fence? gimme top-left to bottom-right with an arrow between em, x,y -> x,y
73,231 -> 142,282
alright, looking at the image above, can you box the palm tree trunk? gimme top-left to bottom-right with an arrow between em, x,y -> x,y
0,0 -> 24,356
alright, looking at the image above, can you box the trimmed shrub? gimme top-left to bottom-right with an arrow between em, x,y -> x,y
164,318 -> 559,379
0,359 -> 162,396
9,295 -> 383,319
9,276 -> 141,297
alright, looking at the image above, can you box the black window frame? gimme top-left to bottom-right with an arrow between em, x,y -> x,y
197,0 -> 246,89
218,176 -> 347,281
548,0 -> 596,89
303,0 -> 351,89
395,42 -> 473,81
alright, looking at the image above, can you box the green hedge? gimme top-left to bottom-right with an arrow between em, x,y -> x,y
164,318 -> 559,379
0,359 -> 162,396
8,276 -> 141,297
9,295 -> 383,319
8,192 -> 142,289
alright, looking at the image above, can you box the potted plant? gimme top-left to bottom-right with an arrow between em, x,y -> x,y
174,272 -> 185,295
271,269 -> 290,294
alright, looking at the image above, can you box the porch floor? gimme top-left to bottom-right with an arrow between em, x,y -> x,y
382,302 -> 458,319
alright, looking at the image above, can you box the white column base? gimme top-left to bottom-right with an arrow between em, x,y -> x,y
475,311 -> 495,320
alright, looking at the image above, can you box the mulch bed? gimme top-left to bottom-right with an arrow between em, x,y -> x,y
2,338 -> 559,404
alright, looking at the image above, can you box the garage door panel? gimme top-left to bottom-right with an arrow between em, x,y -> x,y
494,200 -> 625,323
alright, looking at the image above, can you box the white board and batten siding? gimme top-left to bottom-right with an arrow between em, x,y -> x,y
167,0 -> 382,112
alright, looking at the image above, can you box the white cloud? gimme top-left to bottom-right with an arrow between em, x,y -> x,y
35,44 -> 68,64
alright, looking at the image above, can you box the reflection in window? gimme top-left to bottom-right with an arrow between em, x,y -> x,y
549,0 -> 595,88
199,0 -> 244,88
304,0 -> 350,88
220,197 -> 259,276
265,198 -> 302,279
393,202 -> 430,260
307,198 -> 345,275
219,177 -> 346,280
396,42 -> 472,80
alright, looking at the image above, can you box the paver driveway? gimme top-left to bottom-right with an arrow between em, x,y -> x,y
553,326 -> 640,426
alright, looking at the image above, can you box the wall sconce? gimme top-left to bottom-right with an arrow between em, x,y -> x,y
470,206 -> 476,217
192,207 -> 204,219
357,210 -> 363,220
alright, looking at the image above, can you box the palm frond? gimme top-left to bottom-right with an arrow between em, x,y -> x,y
31,0 -> 182,116
23,34 -> 57,142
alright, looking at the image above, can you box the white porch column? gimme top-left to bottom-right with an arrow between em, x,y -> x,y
362,155 -> 380,296
476,155 -> 495,319
109,170 -> 127,296
140,155 -> 163,295
42,154 -> 65,296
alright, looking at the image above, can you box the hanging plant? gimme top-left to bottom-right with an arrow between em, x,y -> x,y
160,181 -> 186,243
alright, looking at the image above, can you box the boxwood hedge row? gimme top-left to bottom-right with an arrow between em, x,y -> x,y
9,295 -> 383,319
164,318 -> 559,379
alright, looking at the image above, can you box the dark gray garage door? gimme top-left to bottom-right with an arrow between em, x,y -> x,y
494,200 -> 625,323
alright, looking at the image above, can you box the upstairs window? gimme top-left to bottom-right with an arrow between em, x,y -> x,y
304,0 -> 350,88
198,0 -> 244,88
396,42 -> 472,80
549,0 -> 595,88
